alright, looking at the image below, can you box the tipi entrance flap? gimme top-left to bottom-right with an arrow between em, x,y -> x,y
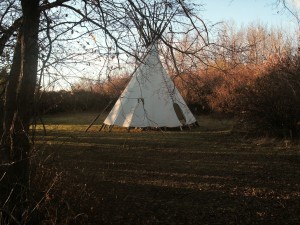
173,103 -> 186,125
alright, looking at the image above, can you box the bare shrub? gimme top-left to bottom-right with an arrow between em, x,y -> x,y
206,65 -> 265,115
174,70 -> 224,114
38,75 -> 130,114
235,57 -> 300,138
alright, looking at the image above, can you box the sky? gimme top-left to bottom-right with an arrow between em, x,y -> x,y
200,0 -> 299,30
46,0 -> 300,90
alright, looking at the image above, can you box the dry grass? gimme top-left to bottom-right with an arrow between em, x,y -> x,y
32,112 -> 300,225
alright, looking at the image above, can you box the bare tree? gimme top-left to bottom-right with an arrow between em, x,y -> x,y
275,0 -> 300,52
0,0 -> 209,223
276,0 -> 300,23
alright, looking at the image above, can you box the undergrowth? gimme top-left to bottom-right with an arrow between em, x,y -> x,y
23,112 -> 300,225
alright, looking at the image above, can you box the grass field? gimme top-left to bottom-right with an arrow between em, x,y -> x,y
34,112 -> 300,225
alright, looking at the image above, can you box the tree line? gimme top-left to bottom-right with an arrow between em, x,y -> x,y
36,22 -> 300,137
0,0 -> 209,223
0,0 -> 299,223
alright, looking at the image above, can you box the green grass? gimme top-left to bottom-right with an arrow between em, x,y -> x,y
33,112 -> 300,225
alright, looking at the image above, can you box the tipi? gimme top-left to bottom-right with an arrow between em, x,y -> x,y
101,44 -> 198,131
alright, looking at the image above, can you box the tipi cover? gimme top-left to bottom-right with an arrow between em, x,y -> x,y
102,44 -> 197,129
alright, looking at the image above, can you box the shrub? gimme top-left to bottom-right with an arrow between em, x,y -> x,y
38,90 -> 113,114
235,58 -> 300,138
206,65 -> 264,115
174,70 -> 226,114
37,75 -> 130,114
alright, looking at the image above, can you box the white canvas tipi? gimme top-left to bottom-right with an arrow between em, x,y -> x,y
102,44 -> 197,130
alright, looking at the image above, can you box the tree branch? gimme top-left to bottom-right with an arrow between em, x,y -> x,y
0,17 -> 22,56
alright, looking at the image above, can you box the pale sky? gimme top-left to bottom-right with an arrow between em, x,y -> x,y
201,0 -> 299,29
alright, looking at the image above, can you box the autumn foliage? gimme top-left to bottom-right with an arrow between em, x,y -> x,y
235,57 -> 300,137
38,75 -> 130,114
38,23 -> 300,137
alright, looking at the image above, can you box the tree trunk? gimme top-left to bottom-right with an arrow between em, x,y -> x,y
0,99 -> 3,141
0,32 -> 22,160
0,0 -> 40,223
